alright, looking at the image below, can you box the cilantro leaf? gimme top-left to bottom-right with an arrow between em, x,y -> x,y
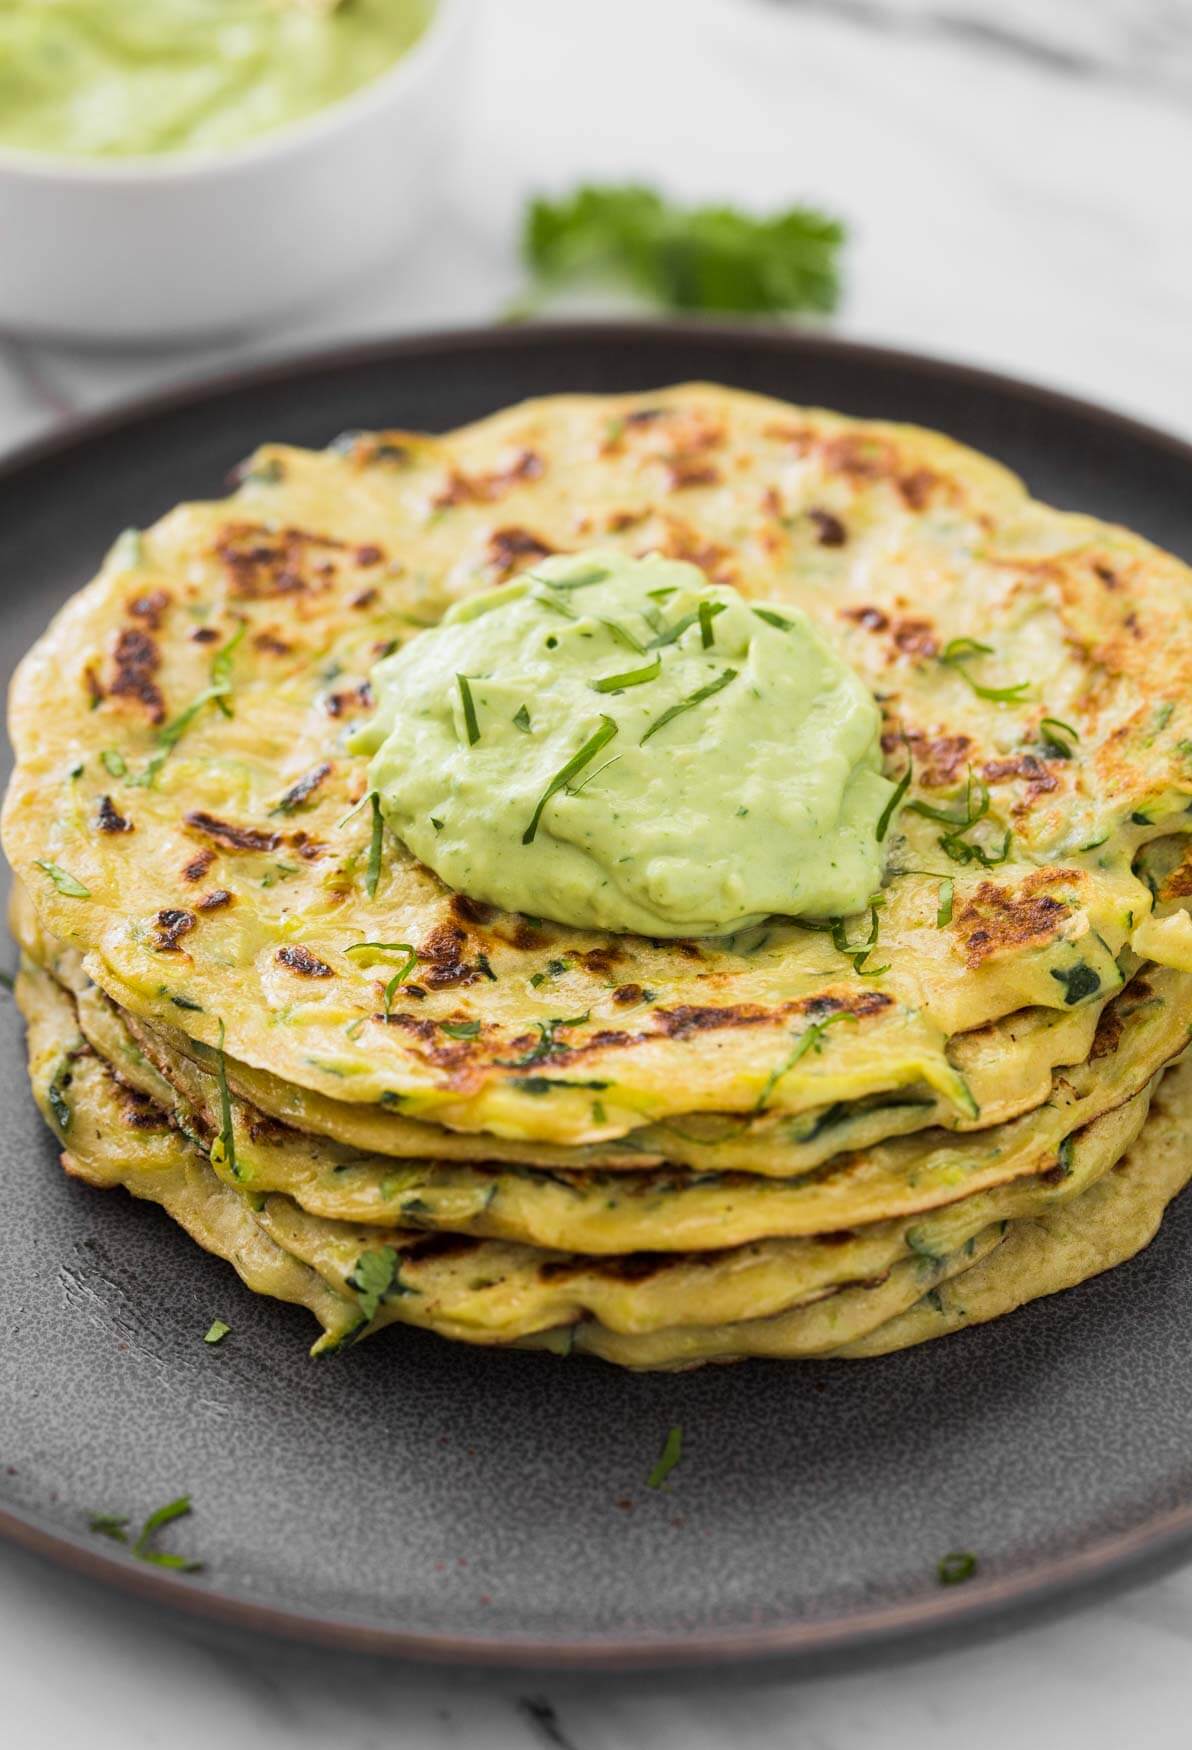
520,184 -> 845,316
347,1246 -> 400,1321
646,1424 -> 684,1490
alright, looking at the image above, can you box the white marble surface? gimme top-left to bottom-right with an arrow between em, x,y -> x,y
3,0 -> 1192,1743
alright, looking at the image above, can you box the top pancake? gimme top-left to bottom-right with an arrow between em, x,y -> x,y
6,385 -> 1192,1145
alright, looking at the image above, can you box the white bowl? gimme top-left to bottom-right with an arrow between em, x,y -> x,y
0,0 -> 474,343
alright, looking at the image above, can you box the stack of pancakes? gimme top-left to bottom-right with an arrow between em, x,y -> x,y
7,385 -> 1192,1368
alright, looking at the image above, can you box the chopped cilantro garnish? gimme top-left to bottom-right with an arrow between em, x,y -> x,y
937,878 -> 954,928
456,673 -> 481,745
347,1245 -> 399,1320
639,667 -> 737,745
908,771 -> 1011,868
523,716 -> 618,844
34,860 -> 90,899
591,654 -> 661,694
209,619 -> 247,718
366,793 -> 385,899
90,1496 -> 202,1571
937,1550 -> 978,1586
440,1019 -> 481,1039
209,1020 -> 239,1182
755,1010 -> 859,1110
648,602 -> 725,649
100,749 -> 127,778
89,1513 -> 130,1542
752,606 -> 795,631
876,763 -> 911,843
513,704 -> 532,732
203,1319 -> 230,1346
498,1012 -> 589,1069
646,1424 -> 684,1489
346,942 -> 418,1019
132,1496 -> 202,1571
939,638 -> 1030,704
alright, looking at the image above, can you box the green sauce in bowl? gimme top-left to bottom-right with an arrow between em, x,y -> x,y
0,0 -> 434,159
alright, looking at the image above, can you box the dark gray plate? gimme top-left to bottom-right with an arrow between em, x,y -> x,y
3,324 -> 1192,1674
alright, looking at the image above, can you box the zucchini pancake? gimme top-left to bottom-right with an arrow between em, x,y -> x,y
7,382 -> 1192,1369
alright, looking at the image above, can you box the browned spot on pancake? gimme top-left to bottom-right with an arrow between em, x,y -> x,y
891,617 -> 938,659
485,525 -> 558,580
253,631 -> 292,656
196,888 -> 233,911
275,762 -> 333,814
820,432 -> 895,481
324,681 -> 373,718
613,983 -> 646,1007
884,728 -> 972,788
350,587 -> 379,610
662,458 -> 721,491
246,1111 -> 299,1145
418,922 -> 478,990
402,1231 -> 481,1265
605,508 -> 649,534
181,847 -> 215,882
83,664 -> 105,707
96,795 -> 132,835
981,753 -> 1059,811
114,1081 -> 170,1132
845,605 -> 890,632
1089,1002 -> 1125,1061
538,1251 -> 678,1286
127,588 -> 170,631
190,626 -> 220,645
276,944 -> 333,978
215,521 -> 346,600
578,945 -> 623,977
108,627 -> 164,724
808,507 -> 848,547
763,421 -> 816,452
954,880 -> 1071,970
150,908 -> 196,952
898,468 -> 944,511
653,988 -> 890,1039
380,1011 -> 438,1040
589,1027 -> 632,1049
185,811 -> 280,853
451,894 -> 495,927
1094,562 -> 1121,589
1160,852 -> 1192,901
651,519 -> 738,586
511,918 -> 543,951
354,544 -> 385,566
434,449 -> 544,510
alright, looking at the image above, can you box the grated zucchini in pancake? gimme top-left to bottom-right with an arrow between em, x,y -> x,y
67,956 -> 1192,1253
15,947 -> 1180,1356
7,388 -> 1192,1143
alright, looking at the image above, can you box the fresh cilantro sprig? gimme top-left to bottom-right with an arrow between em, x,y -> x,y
89,1495 -> 202,1572
517,184 -> 846,317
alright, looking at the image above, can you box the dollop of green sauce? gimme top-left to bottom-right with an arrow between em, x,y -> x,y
0,0 -> 432,159
353,552 -> 897,938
